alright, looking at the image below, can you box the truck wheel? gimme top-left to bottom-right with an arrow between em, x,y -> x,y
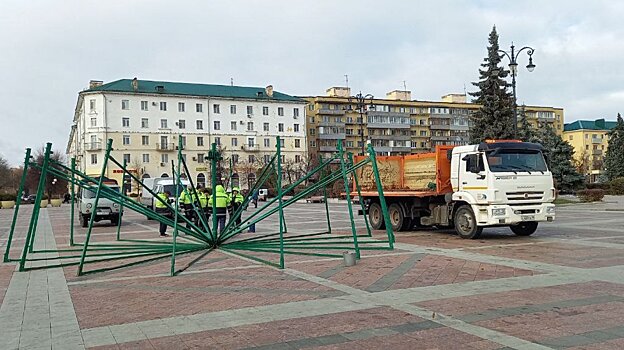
454,205 -> 482,239
80,214 -> 89,228
510,222 -> 538,236
388,203 -> 404,232
369,202 -> 385,230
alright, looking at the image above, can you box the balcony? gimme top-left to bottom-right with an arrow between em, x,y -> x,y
592,137 -> 603,144
318,121 -> 346,128
242,144 -> 260,152
156,143 -> 175,151
369,134 -> 410,141
430,135 -> 466,142
84,142 -> 102,151
319,145 -> 337,152
367,111 -> 411,129
318,133 -> 346,140
318,108 -> 345,115
592,149 -> 603,156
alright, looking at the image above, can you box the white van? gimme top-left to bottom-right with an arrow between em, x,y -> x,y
78,181 -> 121,227
141,177 -> 190,211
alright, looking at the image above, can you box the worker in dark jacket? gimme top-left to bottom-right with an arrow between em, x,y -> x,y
208,185 -> 230,233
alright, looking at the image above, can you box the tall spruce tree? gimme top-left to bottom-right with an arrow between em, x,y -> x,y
517,104 -> 535,142
605,113 -> 624,180
469,26 -> 515,143
530,124 -> 584,192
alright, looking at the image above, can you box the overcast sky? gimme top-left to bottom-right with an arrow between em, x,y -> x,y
1,0 -> 623,165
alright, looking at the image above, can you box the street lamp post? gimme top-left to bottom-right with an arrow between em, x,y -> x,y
348,92 -> 374,155
498,43 -> 536,138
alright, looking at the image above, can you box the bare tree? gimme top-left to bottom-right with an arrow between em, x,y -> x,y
0,155 -> 12,193
25,147 -> 68,199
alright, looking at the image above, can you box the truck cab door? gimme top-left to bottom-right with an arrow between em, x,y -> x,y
459,153 -> 486,191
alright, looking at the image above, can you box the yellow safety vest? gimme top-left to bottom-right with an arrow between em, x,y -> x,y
154,193 -> 169,208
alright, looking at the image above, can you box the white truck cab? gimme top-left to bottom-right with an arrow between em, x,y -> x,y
141,177 -> 190,211
449,141 -> 556,238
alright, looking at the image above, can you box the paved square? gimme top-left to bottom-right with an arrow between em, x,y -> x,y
1,199 -> 624,349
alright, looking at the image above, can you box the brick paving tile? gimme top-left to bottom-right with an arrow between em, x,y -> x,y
474,242 -> 624,268
296,253 -> 535,292
0,264 -> 15,305
416,281 -> 624,317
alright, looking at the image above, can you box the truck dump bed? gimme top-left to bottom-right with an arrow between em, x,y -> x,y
353,146 -> 454,197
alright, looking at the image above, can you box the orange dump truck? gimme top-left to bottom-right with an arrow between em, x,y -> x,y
354,141 -> 556,238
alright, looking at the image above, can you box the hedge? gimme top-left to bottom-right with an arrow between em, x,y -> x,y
576,189 -> 605,202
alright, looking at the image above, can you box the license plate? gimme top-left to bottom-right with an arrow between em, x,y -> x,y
97,210 -> 110,215
521,215 -> 535,221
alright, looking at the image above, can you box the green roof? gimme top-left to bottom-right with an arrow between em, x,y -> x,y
86,79 -> 303,102
564,119 -> 618,132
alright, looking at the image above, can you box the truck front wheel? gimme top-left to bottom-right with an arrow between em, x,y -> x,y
510,222 -> 538,236
369,202 -> 385,230
454,205 -> 482,239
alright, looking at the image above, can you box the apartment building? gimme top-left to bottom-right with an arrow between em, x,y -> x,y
563,119 -> 617,182
67,79 -> 307,190
304,87 -> 565,158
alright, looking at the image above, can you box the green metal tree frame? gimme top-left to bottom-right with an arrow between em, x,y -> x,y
3,137 -> 394,276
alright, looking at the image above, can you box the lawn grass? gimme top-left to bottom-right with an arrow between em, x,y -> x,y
554,197 -> 578,205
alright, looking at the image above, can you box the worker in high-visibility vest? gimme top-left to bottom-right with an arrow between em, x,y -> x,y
230,187 -> 244,226
196,189 -> 208,225
179,186 -> 194,228
154,191 -> 171,237
208,184 -> 230,233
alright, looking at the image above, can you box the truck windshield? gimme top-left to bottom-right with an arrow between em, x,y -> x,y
83,186 -> 120,199
164,184 -> 187,196
486,150 -> 548,173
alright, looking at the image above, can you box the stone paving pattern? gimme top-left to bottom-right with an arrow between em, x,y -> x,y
0,199 -> 623,349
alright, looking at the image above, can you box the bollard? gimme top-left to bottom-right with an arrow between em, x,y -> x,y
343,251 -> 356,267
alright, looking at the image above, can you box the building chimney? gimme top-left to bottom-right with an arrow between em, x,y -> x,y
386,90 -> 411,101
89,80 -> 103,89
131,77 -> 138,92
326,87 -> 351,97
265,85 -> 274,97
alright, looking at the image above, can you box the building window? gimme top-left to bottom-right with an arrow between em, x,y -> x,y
197,136 -> 204,146
160,119 -> 168,128
263,106 -> 269,115
294,124 -> 300,132
310,140 -> 316,147
178,102 -> 185,112
180,136 -> 186,148
310,128 -> 315,135
293,108 -> 299,118
215,137 -> 221,146
91,154 -> 97,164
196,120 -> 203,130
122,135 -> 130,145
232,154 -> 239,164
213,121 -> 220,130
230,105 -> 236,114
264,138 -> 270,147
141,118 -> 149,128
278,107 -> 284,116
295,139 -> 301,148
142,154 -> 149,163
123,153 -> 131,163
247,138 -> 255,147
231,121 -> 237,131
248,155 -> 255,163
420,130 -> 427,136
232,138 -> 238,147
246,106 -> 253,115
196,103 -> 203,113
264,155 -> 271,164
121,100 -> 130,110
141,101 -> 148,111
178,120 -> 186,129
278,123 -> 284,132
197,153 -> 204,163
346,141 -> 354,147
90,118 -> 97,127
247,122 -> 254,131
280,139 -> 285,148
295,155 -> 301,163
569,135 -> 573,140
213,104 -> 220,114
122,117 -> 130,127
89,99 -> 96,112
141,135 -> 149,145
161,154 -> 168,164
160,101 -> 167,111
263,122 -> 269,131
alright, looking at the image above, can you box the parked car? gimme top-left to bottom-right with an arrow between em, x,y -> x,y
21,195 -> 37,204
